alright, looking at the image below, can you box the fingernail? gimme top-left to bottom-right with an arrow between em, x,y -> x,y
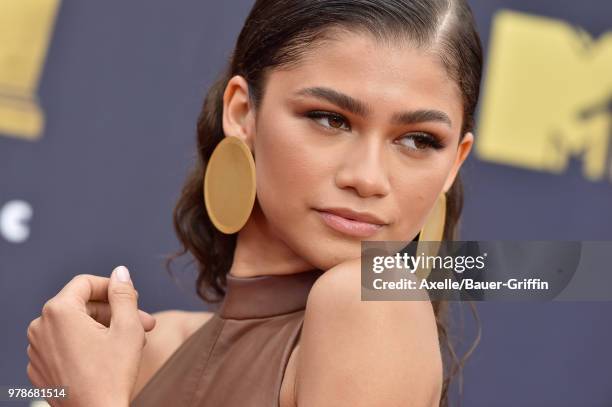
113,266 -> 131,283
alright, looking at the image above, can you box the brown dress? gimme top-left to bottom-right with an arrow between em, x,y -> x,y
130,269 -> 325,407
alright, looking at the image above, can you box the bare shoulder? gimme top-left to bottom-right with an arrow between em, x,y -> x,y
131,310 -> 214,399
295,258 -> 443,407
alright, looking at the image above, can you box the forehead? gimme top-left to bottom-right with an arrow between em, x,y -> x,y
265,29 -> 463,131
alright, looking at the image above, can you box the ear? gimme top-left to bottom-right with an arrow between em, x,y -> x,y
222,75 -> 256,152
442,132 -> 474,193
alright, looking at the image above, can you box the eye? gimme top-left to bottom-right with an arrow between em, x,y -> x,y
305,111 -> 350,131
397,133 -> 444,151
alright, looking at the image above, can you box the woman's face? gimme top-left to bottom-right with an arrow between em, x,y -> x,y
224,29 -> 473,271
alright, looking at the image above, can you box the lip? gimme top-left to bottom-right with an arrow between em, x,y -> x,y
315,207 -> 387,238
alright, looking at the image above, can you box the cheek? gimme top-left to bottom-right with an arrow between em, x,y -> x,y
389,158 -> 450,239
252,115 -> 327,223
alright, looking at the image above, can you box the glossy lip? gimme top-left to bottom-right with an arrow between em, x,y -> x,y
316,207 -> 388,225
315,207 -> 387,238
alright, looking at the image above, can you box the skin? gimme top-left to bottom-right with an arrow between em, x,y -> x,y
26,29 -> 474,406
223,29 -> 473,406
227,29 -> 473,277
26,268 -> 156,407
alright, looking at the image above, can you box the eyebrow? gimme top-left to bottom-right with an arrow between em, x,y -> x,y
294,86 -> 453,128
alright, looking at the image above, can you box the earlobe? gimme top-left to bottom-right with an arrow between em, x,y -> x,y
222,75 -> 256,151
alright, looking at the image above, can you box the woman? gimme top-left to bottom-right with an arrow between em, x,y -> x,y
26,0 -> 482,406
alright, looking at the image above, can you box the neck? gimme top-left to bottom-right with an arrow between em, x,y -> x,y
229,200 -> 316,278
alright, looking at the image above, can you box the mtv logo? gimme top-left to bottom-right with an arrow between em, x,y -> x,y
0,0 -> 60,141
477,10 -> 612,182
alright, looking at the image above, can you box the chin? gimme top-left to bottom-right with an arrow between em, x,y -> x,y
304,240 -> 363,271
282,210 -> 378,270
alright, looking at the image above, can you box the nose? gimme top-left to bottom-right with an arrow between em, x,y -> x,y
334,135 -> 391,198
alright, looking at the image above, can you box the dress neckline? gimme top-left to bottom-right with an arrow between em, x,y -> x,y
217,269 -> 325,319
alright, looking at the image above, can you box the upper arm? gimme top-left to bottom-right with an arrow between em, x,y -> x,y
295,258 -> 443,407
131,310 -> 213,399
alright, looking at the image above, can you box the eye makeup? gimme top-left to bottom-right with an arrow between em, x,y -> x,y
304,110 -> 446,151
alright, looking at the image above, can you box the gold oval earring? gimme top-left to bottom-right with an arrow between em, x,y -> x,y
418,192 -> 446,242
203,136 -> 256,234
415,192 -> 447,280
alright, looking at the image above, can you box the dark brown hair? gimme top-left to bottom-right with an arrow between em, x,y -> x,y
166,1 -> 483,405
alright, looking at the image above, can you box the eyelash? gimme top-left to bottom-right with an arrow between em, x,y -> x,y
305,110 -> 444,151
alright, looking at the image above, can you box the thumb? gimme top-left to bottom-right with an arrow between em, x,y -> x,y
108,265 -> 141,334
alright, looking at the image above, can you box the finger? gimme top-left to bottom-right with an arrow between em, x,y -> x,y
86,301 -> 156,331
26,344 -> 36,362
26,362 -> 45,388
140,310 -> 156,332
108,266 -> 142,334
55,274 -> 111,309
26,344 -> 44,371
27,318 -> 40,343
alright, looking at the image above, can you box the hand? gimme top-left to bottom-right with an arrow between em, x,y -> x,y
26,266 -> 156,407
